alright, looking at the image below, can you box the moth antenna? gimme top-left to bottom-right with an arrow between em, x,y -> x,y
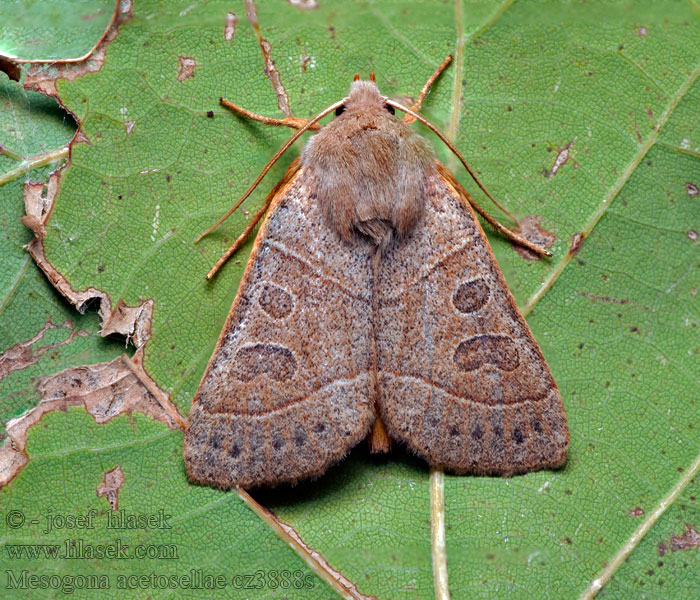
388,99 -> 519,223
435,163 -> 551,258
353,73 -> 360,81
369,72 -> 376,82
195,98 -> 346,244
386,99 -> 551,257
204,158 -> 301,280
205,196 -> 268,280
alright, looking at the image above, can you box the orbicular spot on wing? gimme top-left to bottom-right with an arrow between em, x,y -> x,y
233,343 -> 297,382
453,277 -> 490,313
454,334 -> 519,372
257,282 -> 295,319
512,427 -> 525,445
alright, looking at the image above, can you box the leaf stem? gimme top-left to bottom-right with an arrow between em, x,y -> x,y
236,488 -> 375,600
580,448 -> 700,599
430,469 -> 450,600
0,144 -> 24,161
0,145 -> 69,187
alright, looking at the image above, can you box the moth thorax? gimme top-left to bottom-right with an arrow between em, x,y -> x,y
302,109 -> 435,247
312,158 -> 433,248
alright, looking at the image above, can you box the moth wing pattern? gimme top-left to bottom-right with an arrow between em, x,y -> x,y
185,166 -> 376,488
376,162 -> 569,475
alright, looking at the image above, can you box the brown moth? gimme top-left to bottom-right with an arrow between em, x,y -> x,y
184,59 -> 569,489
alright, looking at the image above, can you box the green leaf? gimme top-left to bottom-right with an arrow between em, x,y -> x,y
1,1 -> 698,599
0,0 -> 114,61
0,70 -> 122,438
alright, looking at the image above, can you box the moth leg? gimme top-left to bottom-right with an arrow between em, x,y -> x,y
436,162 -> 552,258
404,55 -> 453,124
397,109 -> 550,256
204,199 -> 268,280
220,98 -> 320,131
196,98 -> 343,260
203,158 -> 301,280
394,60 -> 550,256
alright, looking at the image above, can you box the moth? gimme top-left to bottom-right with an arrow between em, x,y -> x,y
184,57 -> 569,489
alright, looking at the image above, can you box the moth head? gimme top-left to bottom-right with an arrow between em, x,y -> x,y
335,73 -> 395,118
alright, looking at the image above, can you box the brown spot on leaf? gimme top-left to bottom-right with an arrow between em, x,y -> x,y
638,25 -> 648,36
0,354 -> 183,488
545,137 -> 577,178
20,180 -> 54,237
73,130 -> 91,145
633,122 -> 643,144
35,355 -> 182,427
19,1 -> 133,98
569,232 -> 585,256
687,230 -> 698,243
513,216 -> 556,261
579,292 -> 630,305
670,524 -> 700,551
287,0 -> 320,9
177,56 -> 196,82
686,182 -> 699,196
81,10 -> 105,21
224,12 -> 238,41
245,0 -> 291,116
97,465 -> 125,510
125,121 -> 135,134
0,56 -> 22,81
0,319 -> 88,383
658,542 -> 667,556
23,173 -> 155,350
0,441 -> 27,489
629,507 -> 645,517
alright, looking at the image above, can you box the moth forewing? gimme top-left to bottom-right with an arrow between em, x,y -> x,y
185,164 -> 376,488
374,164 -> 568,475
